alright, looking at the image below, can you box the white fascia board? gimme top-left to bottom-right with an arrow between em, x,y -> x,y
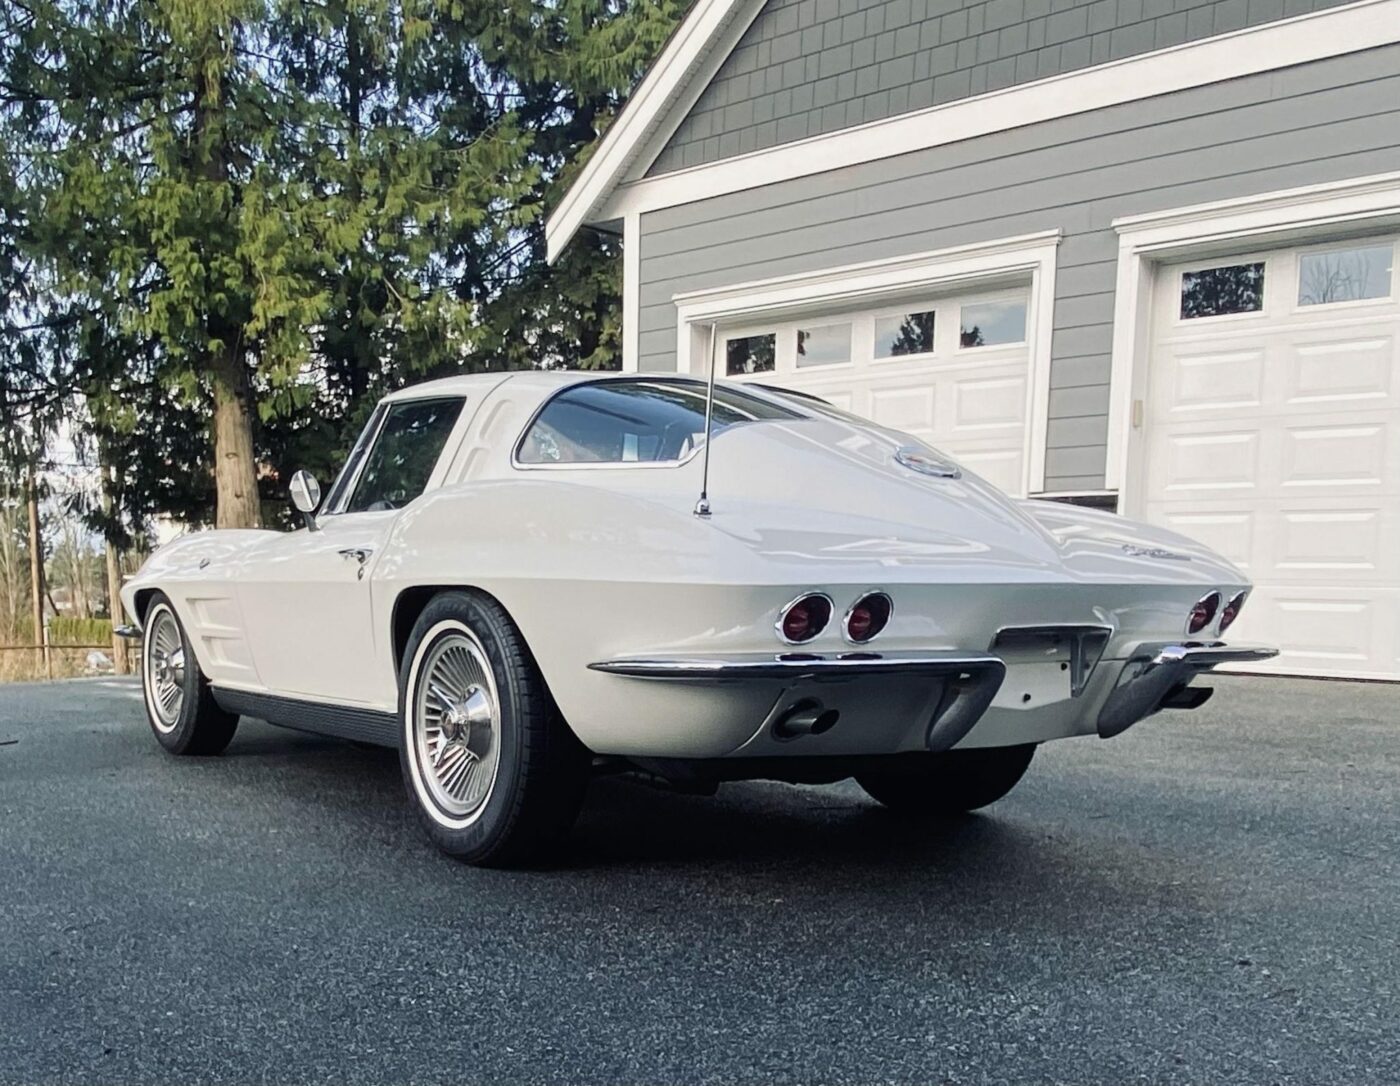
544,0 -> 762,263
621,210 -> 641,372
600,0 -> 1400,223
672,229 -> 1062,323
1109,170 -> 1400,252
1104,170 -> 1400,497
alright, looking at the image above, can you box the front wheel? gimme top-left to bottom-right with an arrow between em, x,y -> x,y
856,744 -> 1036,815
398,591 -> 588,867
140,593 -> 239,756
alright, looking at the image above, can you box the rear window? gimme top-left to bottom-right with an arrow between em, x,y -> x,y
516,379 -> 800,466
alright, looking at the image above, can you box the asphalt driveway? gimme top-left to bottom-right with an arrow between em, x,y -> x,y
0,674 -> 1396,1085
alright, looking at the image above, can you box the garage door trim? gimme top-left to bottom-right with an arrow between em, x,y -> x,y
1107,171 -> 1400,498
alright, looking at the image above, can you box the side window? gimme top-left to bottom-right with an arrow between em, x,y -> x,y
516,380 -> 798,465
345,397 -> 464,513
323,404 -> 386,513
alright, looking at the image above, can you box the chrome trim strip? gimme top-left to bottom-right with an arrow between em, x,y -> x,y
511,448 -> 706,473
1097,641 -> 1278,738
588,649 -> 1003,680
1149,641 -> 1277,668
774,591 -> 835,646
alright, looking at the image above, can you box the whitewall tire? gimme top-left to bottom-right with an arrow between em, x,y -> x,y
398,591 -> 588,867
140,593 -> 239,756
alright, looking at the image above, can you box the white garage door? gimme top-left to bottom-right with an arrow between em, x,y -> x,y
1141,235 -> 1400,679
714,287 -> 1032,495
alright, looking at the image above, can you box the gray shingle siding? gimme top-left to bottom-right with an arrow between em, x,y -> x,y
647,0 -> 1359,175
634,46 -> 1400,492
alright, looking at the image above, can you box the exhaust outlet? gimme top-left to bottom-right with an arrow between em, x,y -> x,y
772,699 -> 840,740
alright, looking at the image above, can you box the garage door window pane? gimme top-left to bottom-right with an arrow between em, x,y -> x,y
960,301 -> 1027,348
726,333 -> 776,375
796,323 -> 851,367
1180,262 -> 1265,319
1298,244 -> 1393,306
875,311 -> 935,357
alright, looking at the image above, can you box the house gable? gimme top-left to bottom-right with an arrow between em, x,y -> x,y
648,0 -> 1359,176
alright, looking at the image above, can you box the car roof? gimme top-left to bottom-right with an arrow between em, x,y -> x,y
377,369 -> 587,403
377,368 -> 795,406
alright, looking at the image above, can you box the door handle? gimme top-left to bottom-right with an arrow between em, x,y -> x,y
337,547 -> 373,579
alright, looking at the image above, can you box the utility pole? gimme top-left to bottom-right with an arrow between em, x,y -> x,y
100,453 -> 128,674
106,542 -> 126,673
26,462 -> 44,675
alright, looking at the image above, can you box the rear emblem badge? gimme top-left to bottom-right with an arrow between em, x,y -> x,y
894,446 -> 962,479
1120,543 -> 1191,561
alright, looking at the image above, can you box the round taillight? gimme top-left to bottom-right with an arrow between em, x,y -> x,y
1218,590 -> 1248,633
778,593 -> 832,644
1187,591 -> 1221,636
845,592 -> 893,643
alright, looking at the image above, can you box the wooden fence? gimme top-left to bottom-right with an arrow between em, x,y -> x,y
0,637 -> 139,682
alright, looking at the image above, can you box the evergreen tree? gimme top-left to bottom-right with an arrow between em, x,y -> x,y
1,0 -> 686,529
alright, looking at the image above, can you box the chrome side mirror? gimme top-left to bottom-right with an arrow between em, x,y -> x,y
289,469 -> 323,532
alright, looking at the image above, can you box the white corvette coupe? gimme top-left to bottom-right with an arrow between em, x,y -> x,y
121,370 -> 1275,865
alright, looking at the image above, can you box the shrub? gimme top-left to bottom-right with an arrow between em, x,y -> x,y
48,616 -> 114,646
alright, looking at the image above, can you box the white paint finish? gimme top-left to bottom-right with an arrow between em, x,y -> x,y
583,0 -> 1400,232
1135,235 -> 1400,679
117,530 -> 268,689
233,511 -> 399,704
671,232 -> 1059,495
122,371 -> 1257,757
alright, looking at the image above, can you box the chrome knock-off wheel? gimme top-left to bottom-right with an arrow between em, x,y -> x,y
398,593 -> 588,865
411,627 -> 502,825
137,593 -> 238,756
145,605 -> 187,733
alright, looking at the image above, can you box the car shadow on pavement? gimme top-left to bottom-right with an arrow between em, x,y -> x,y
211,723 -> 1212,931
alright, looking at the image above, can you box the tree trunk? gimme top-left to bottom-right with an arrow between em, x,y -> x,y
193,51 -> 261,531
210,342 -> 262,528
26,465 -> 44,670
105,540 -> 127,674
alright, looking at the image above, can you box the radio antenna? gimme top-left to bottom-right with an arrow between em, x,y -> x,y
693,322 -> 718,518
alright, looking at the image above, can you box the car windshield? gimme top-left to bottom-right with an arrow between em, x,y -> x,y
516,379 -> 801,465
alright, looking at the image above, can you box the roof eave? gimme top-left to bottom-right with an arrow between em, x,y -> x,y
545,0 -> 761,264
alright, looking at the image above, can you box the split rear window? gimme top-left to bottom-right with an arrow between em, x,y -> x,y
516,380 -> 799,466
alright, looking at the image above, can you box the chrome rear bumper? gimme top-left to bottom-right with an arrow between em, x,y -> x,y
1096,642 -> 1278,738
588,649 -> 1003,681
589,650 -> 1007,752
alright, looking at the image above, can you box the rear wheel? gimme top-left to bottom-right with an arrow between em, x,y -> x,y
140,593 -> 239,756
398,591 -> 588,867
856,744 -> 1036,814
